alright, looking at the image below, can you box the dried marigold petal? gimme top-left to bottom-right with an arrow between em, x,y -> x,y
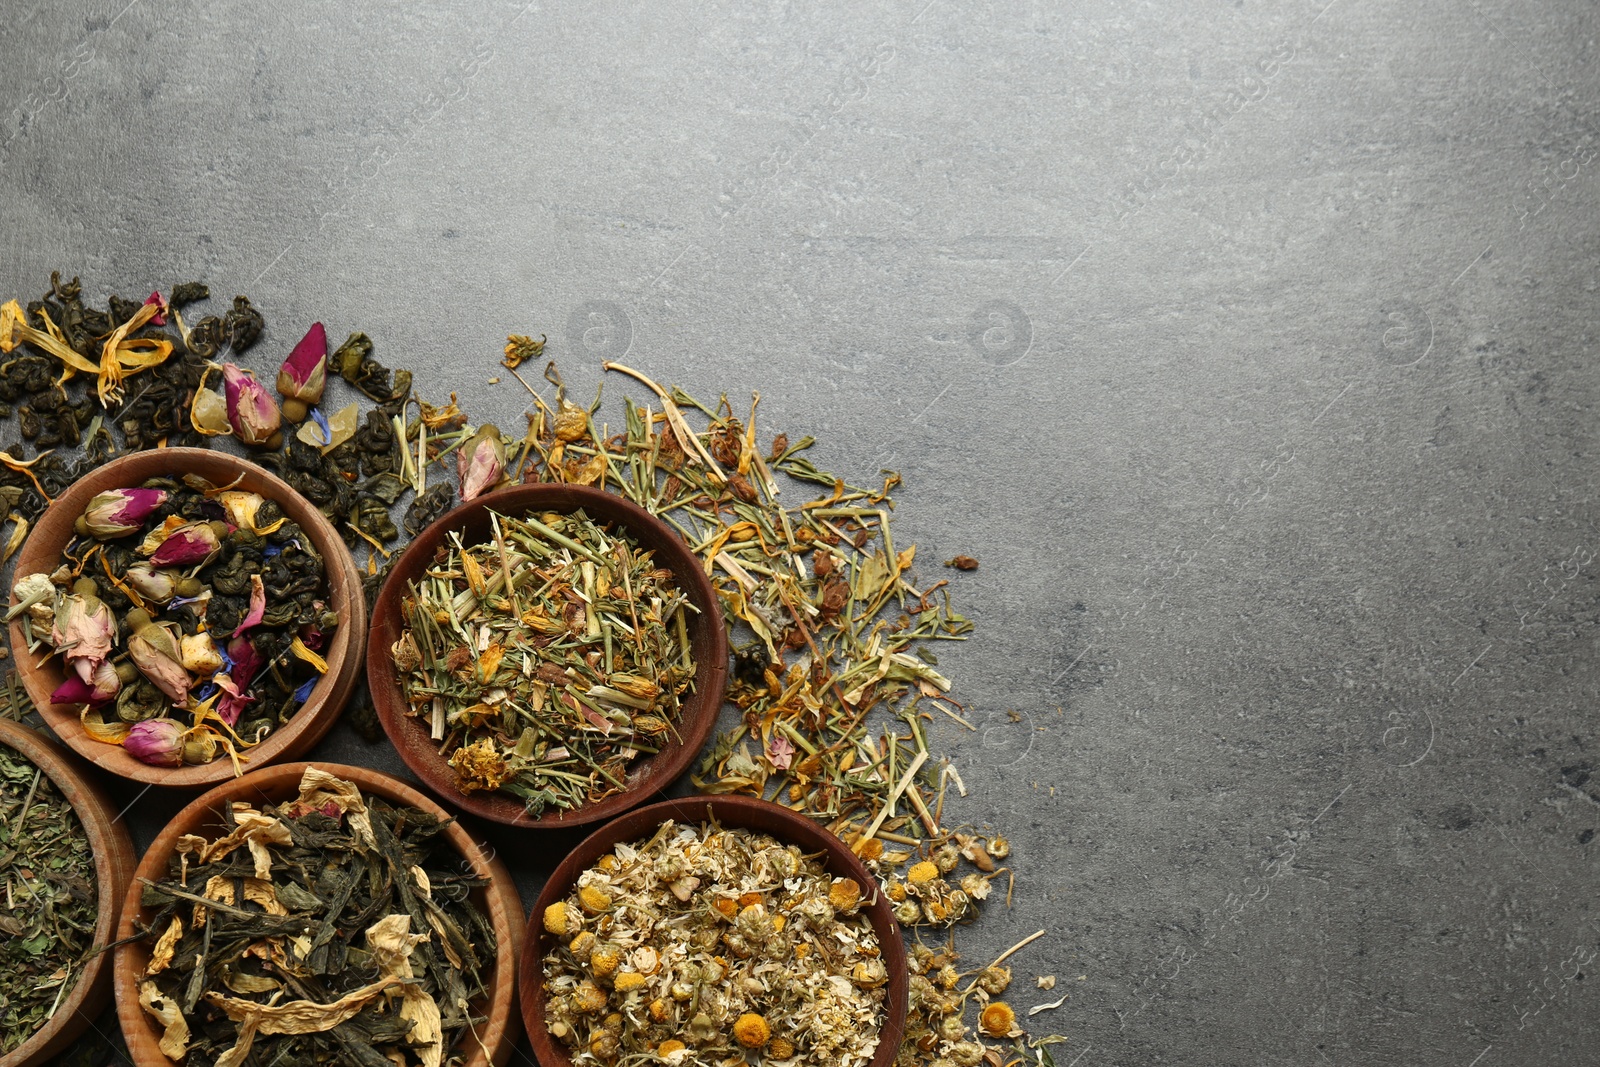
733,1012 -> 771,1048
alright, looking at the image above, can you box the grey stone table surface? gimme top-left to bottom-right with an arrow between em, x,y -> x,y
3,0 -> 1597,1064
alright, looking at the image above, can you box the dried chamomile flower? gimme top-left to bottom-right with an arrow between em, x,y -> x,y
977,964 -> 1012,995
541,820 -> 886,1067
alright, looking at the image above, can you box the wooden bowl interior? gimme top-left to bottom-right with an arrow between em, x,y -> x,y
368,483 -> 728,828
0,720 -> 136,1067
113,762 -> 521,1067
7,448 -> 366,788
518,794 -> 910,1067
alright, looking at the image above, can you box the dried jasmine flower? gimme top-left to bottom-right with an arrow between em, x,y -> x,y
542,820 -> 886,1066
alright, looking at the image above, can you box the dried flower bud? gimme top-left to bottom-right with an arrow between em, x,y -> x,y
222,362 -> 282,447
50,659 -> 121,705
392,631 -> 421,674
77,488 -> 169,539
985,834 -> 1010,860
148,521 -> 222,568
733,1012 -> 770,1048
125,718 -> 185,767
978,1001 -> 1018,1038
977,964 -> 1012,995
52,592 -> 117,683
124,562 -> 180,604
457,424 -> 505,502
182,731 -> 218,765
277,322 -> 328,420
127,617 -> 191,705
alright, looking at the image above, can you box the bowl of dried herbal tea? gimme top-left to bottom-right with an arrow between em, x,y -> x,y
520,794 -> 910,1067
369,482 -> 728,829
7,448 -> 367,787
113,762 -> 524,1067
0,717 -> 137,1067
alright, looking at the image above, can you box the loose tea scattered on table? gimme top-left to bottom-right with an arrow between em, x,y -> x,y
133,767 -> 495,1067
8,477 -> 334,770
0,738 -> 96,1054
393,509 -> 696,815
542,818 -> 887,1067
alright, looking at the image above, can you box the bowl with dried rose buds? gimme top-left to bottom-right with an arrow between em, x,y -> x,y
6,448 -> 366,787
368,482 -> 728,829
519,794 -> 909,1067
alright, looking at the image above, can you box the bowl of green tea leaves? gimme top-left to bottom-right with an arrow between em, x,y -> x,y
369,483 -> 728,828
113,762 -> 524,1067
0,716 -> 137,1067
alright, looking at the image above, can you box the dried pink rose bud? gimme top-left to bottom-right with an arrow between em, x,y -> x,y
149,521 -> 221,568
77,487 -> 168,539
124,561 -> 180,604
457,423 -> 505,502
125,718 -> 184,767
51,593 -> 116,683
276,322 -> 327,422
50,660 -> 120,705
142,292 -> 166,326
127,617 -> 191,705
222,362 -> 282,447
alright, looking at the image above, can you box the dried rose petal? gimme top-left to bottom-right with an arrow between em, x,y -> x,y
234,574 -> 266,637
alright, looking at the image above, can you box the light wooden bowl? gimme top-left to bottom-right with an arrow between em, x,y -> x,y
112,762 -> 524,1067
7,447 -> 366,787
0,719 -> 136,1067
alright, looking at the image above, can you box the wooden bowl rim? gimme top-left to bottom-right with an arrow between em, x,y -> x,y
0,718 -> 137,1067
517,794 -> 910,1067
367,483 -> 729,829
112,761 -> 523,1067
6,447 -> 367,788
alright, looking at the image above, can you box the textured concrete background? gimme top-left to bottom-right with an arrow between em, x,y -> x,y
4,0 -> 1598,1063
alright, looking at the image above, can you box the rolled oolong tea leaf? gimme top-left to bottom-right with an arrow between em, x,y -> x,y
132,768 -> 496,1067
0,739 -> 96,1055
9,476 -> 335,770
393,508 -> 696,815
541,820 -> 887,1066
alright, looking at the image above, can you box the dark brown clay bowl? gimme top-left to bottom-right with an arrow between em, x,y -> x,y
368,483 -> 728,829
519,794 -> 909,1067
0,719 -> 137,1067
113,762 -> 524,1067
7,448 -> 366,788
